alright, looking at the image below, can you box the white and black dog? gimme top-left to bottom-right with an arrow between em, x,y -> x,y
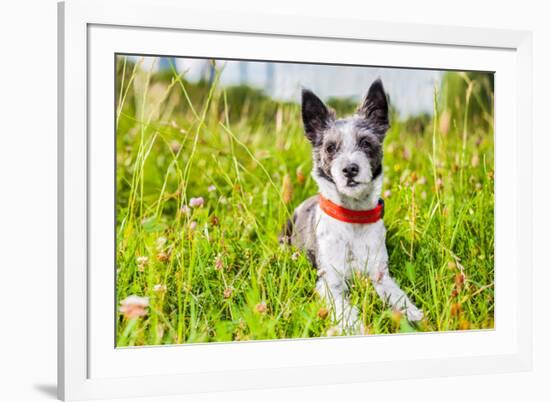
282,79 -> 423,334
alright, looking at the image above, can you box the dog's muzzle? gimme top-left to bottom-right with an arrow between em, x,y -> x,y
342,163 -> 360,187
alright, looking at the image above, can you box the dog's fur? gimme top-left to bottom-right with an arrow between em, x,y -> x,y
282,79 -> 423,334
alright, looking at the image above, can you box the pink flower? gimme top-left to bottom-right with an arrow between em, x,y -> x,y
119,295 -> 149,319
189,197 -> 204,208
207,185 -> 216,193
180,205 -> 191,215
170,140 -> 181,153
254,301 -> 267,314
214,255 -> 224,270
189,221 -> 197,231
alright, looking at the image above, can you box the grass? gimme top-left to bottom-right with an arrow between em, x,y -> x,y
115,56 -> 494,346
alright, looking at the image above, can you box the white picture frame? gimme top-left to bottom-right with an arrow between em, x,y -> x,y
58,0 -> 533,400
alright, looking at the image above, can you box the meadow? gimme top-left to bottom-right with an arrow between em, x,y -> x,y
115,57 -> 494,346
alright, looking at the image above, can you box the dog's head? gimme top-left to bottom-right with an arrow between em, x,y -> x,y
301,79 -> 389,200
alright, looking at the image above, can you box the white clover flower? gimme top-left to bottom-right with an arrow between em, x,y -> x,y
156,236 -> 167,248
153,284 -> 167,292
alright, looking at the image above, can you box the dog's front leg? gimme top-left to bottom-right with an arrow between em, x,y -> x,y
316,270 -> 363,334
370,268 -> 423,322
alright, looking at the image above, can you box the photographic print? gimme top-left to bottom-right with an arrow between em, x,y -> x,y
115,55 -> 494,346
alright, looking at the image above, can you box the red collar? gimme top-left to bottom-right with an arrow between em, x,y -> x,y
319,195 -> 384,224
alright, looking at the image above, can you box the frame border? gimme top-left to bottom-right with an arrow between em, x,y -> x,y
58,0 -> 532,400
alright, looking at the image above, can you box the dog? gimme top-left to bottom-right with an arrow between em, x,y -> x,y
281,79 -> 423,334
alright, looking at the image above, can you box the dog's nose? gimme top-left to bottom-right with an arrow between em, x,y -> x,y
342,163 -> 359,178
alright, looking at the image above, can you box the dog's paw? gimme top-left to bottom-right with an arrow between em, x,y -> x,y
405,305 -> 424,322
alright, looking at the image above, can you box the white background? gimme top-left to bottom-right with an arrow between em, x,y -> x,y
0,0 -> 546,401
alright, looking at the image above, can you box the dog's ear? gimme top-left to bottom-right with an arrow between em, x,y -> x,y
357,79 -> 389,134
301,89 -> 332,144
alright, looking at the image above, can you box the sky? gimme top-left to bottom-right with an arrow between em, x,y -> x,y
128,56 -> 444,117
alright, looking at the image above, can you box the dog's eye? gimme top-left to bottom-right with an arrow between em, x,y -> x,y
358,137 -> 371,149
325,142 -> 337,154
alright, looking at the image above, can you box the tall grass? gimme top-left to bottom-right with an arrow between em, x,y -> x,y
115,57 -> 494,346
